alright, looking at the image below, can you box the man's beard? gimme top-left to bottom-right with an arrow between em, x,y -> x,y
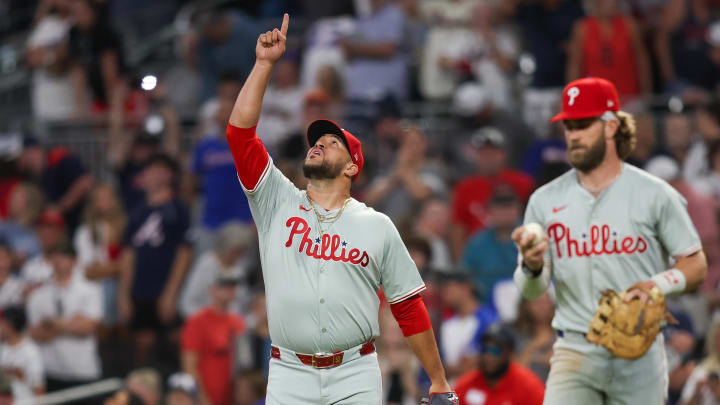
568,130 -> 607,173
302,159 -> 346,180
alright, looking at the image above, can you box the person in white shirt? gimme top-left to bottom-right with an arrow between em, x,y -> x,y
0,306 -> 45,401
20,210 -> 67,291
0,241 -> 23,309
179,222 -> 255,318
27,243 -> 102,397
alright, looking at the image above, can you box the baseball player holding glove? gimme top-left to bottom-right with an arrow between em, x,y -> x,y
512,77 -> 707,404
225,14 -> 455,404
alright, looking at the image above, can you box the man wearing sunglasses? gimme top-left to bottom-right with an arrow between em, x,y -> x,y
454,323 -> 545,405
511,77 -> 707,403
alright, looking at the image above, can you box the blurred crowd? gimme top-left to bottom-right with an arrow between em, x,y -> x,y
1,0 -> 720,404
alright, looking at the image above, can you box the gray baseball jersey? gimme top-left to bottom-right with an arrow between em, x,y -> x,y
240,154 -> 425,355
524,163 -> 701,334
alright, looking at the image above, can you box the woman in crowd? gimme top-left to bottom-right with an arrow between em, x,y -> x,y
73,183 -> 127,325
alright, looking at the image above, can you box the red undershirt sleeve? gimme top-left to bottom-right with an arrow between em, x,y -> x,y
225,124 -> 270,191
389,294 -> 432,337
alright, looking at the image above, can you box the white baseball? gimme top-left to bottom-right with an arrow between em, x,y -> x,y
522,223 -> 545,247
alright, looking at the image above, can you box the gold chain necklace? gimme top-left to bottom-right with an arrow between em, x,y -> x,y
306,193 -> 351,236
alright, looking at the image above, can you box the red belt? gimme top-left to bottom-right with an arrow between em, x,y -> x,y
271,340 -> 375,369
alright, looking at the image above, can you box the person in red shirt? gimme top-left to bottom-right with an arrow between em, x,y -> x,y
566,0 -> 651,102
451,128 -> 534,260
454,323 -> 545,405
181,271 -> 245,405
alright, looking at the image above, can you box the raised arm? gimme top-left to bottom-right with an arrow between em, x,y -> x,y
229,13 -> 289,128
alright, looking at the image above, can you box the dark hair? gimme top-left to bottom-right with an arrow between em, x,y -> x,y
144,153 -> 179,174
218,70 -> 244,85
1,306 -> 27,332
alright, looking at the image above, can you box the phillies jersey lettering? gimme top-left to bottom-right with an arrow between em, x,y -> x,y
285,217 -> 370,267
547,223 -> 648,258
523,164 -> 700,336
227,125 -> 425,355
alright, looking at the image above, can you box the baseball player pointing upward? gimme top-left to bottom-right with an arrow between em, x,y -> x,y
226,14 -> 455,405
512,77 -> 707,404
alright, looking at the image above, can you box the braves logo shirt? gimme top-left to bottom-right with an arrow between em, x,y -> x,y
523,164 -> 701,333
227,125 -> 425,354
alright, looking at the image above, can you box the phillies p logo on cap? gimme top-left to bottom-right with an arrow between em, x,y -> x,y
550,77 -> 621,122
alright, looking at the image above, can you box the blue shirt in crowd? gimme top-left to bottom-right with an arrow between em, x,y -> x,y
125,198 -> 191,300
462,227 -> 519,305
191,137 -> 252,229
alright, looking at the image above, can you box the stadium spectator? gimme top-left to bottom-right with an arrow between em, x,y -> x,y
189,76 -> 253,252
656,0 -> 718,103
0,182 -> 43,265
0,241 -> 23,309
664,113 -> 695,171
17,137 -> 93,232
165,372 -> 198,405
180,222 -> 255,318
73,183 -> 127,325
67,0 -> 125,113
365,127 -> 447,222
695,139 -> 720,202
685,101 -> 720,182
377,306 -> 420,405
418,0 -> 483,100
125,368 -> 162,405
20,209 -> 66,289
438,272 -> 497,381
341,0 -> 409,102
27,243 -> 102,397
626,112 -> 659,168
234,291 -> 271,376
412,198 -> 452,272
450,128 -> 534,260
515,0 -> 584,135
108,82 -> 181,213
566,0 -> 651,102
0,305 -> 44,400
461,185 -> 522,307
453,323 -> 545,405
26,0 -> 75,121
118,154 -> 192,365
256,57 -> 303,153
181,271 -> 245,405
193,10 -> 259,101
680,320 -> 720,405
509,294 -> 555,382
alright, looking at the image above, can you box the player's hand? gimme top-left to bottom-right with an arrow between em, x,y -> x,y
256,13 -> 289,65
511,226 -> 549,272
623,280 -> 658,304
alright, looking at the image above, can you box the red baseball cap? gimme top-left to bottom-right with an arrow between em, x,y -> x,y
550,77 -> 621,122
37,209 -> 65,228
306,119 -> 364,181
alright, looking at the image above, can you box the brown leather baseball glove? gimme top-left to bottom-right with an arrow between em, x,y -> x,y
586,284 -> 677,360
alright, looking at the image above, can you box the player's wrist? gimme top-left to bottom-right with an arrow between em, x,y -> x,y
521,261 -> 543,277
650,268 -> 686,296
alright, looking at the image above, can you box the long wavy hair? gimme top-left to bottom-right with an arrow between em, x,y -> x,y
83,183 -> 127,246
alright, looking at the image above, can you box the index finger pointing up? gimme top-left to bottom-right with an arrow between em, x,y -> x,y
280,13 -> 289,37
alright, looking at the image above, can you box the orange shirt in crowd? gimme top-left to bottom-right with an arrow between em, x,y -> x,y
452,171 -> 534,237
454,362 -> 545,405
181,308 -> 246,405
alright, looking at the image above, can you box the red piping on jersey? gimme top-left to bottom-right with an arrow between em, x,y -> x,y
389,294 -> 432,337
226,124 -> 270,191
387,285 -> 426,305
